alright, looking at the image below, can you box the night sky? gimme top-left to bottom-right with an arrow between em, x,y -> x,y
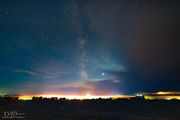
0,0 -> 179,96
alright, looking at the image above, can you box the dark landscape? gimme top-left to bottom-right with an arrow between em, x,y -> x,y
0,97 -> 180,120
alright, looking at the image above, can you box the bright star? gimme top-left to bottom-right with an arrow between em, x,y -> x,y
102,72 -> 105,76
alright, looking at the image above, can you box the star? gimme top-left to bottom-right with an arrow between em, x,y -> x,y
101,73 -> 105,76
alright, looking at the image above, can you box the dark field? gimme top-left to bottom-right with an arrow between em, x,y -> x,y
0,98 -> 180,120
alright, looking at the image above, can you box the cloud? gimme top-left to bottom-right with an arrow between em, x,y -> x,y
43,79 -> 123,95
14,70 -> 39,76
84,79 -> 123,95
103,69 -> 127,77
44,86 -> 93,95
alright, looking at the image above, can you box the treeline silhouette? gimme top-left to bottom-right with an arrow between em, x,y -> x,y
0,95 -> 180,120
0,95 -> 179,102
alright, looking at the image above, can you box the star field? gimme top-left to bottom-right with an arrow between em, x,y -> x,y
0,0 -> 179,95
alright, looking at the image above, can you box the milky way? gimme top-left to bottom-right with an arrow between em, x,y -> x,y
0,0 -> 179,95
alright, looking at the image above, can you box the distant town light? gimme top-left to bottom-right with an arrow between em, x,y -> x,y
136,94 -> 143,97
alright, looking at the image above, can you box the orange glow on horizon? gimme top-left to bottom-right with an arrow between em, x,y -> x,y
156,91 -> 180,95
16,91 -> 180,100
141,91 -> 180,100
18,94 -> 131,100
142,91 -> 180,96
144,96 -> 180,100
19,96 -> 33,100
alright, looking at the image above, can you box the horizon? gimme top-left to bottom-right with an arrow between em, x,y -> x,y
1,91 -> 180,100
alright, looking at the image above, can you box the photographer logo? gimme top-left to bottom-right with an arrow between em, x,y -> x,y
2,111 -> 24,119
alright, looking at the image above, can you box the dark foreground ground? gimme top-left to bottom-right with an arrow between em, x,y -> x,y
0,98 -> 180,120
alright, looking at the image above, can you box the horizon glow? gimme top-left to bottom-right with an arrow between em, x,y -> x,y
18,94 -> 131,100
